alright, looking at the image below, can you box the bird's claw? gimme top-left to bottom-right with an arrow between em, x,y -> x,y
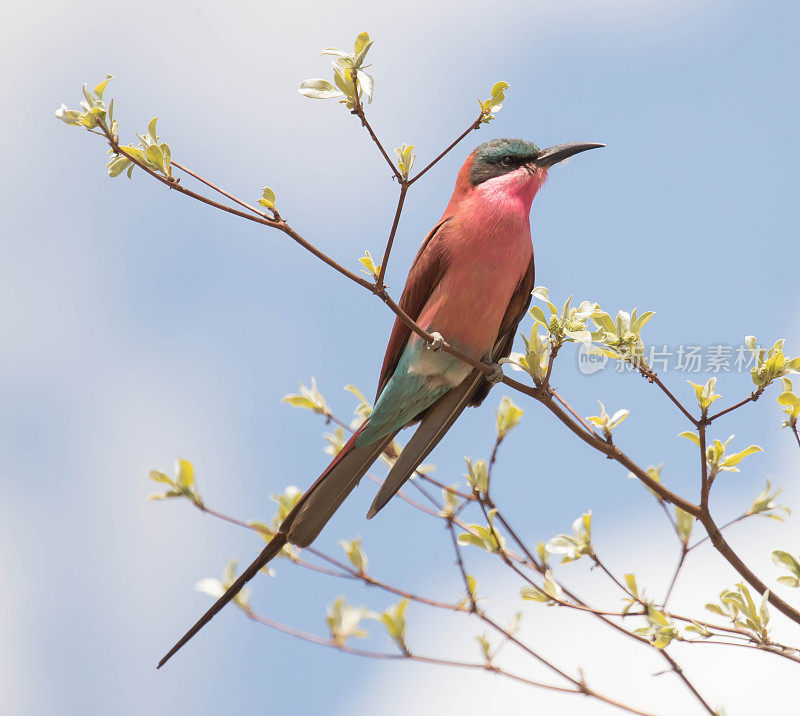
427,332 -> 445,351
485,362 -> 504,385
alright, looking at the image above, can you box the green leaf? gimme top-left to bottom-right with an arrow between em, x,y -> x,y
772,550 -> 800,577
146,143 -> 164,170
495,396 -> 523,438
675,507 -> 695,545
282,395 -> 316,410
327,597 -> 371,646
687,377 -> 721,410
148,470 -> 172,485
476,634 -> 491,660
323,427 -> 346,457
685,621 -> 712,638
356,70 -> 374,102
463,457 -> 488,495
54,104 -> 84,126
546,512 -> 593,563
270,486 -> 303,521
358,250 -> 381,278
586,401 -> 629,439
394,143 -> 416,179
247,520 -> 275,539
748,480 -> 790,520
479,81 -> 510,122
520,569 -> 563,604
458,511 -> 504,552
624,574 -> 639,597
298,79 -> 343,99
175,459 -> 194,488
354,31 -> 371,55
197,560 -> 250,610
194,577 -> 224,599
107,156 -> 133,178
258,186 -> 277,210
377,599 -> 408,651
93,75 -> 114,100
159,143 -> 171,174
282,378 -> 329,414
146,458 -> 201,505
339,537 -> 368,573
719,445 -> 762,468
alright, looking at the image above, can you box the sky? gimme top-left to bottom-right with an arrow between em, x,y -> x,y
2,0 -> 800,714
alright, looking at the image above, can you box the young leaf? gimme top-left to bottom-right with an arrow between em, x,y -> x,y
298,79 -> 344,99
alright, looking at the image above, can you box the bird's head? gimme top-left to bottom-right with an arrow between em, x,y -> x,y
455,137 -> 604,210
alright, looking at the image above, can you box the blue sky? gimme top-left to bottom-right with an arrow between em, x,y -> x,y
3,1 -> 800,713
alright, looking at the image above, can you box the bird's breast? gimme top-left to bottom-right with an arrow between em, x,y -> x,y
412,214 -> 532,369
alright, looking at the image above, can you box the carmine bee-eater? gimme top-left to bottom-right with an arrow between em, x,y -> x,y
158,137 -> 603,667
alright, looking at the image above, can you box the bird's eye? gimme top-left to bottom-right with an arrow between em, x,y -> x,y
499,155 -> 515,167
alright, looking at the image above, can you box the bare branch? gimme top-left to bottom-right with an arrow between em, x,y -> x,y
408,114 -> 484,185
707,387 -> 766,423
374,185 -> 408,291
639,368 -> 699,426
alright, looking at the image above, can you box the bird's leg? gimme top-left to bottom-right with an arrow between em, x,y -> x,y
482,354 -> 504,385
426,331 -> 445,351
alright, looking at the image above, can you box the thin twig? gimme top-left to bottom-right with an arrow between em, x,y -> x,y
486,434 -> 503,498
550,387 -> 600,438
408,114 -> 484,185
662,548 -> 688,607
103,130 -> 373,291
640,368 -> 699,427
170,159 -> 272,219
679,637 -> 800,664
687,514 -> 748,552
444,517 -> 653,715
447,519 -> 477,612
374,184 -> 408,291
659,651 -> 716,715
544,344 -> 560,387
245,608 -> 656,712
351,83 -> 403,183
707,388 -> 765,423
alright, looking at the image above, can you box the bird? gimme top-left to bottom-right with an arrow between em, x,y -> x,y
158,137 -> 603,668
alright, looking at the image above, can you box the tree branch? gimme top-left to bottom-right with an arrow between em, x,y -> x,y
707,387 -> 766,423
244,608 -> 654,712
639,368 -> 699,427
374,184 -> 408,291
408,114 -> 484,185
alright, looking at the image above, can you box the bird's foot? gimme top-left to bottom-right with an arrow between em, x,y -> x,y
485,362 -> 504,385
427,331 -> 445,352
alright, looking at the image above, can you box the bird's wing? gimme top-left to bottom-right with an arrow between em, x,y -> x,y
367,252 -> 535,519
375,218 -> 451,401
366,368 -> 484,518
468,252 -> 535,406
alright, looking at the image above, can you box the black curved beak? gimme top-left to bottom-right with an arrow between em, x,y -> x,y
533,142 -> 605,169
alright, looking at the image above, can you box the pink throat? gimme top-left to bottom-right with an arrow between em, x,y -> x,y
411,164 -> 540,362
473,166 -> 547,214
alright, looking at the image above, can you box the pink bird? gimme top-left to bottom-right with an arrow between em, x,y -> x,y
159,137 -> 603,667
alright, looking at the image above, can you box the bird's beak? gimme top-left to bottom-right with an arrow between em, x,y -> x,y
533,142 -> 605,169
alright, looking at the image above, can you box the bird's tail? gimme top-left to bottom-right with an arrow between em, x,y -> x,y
157,423 -> 397,669
367,368 -> 484,519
